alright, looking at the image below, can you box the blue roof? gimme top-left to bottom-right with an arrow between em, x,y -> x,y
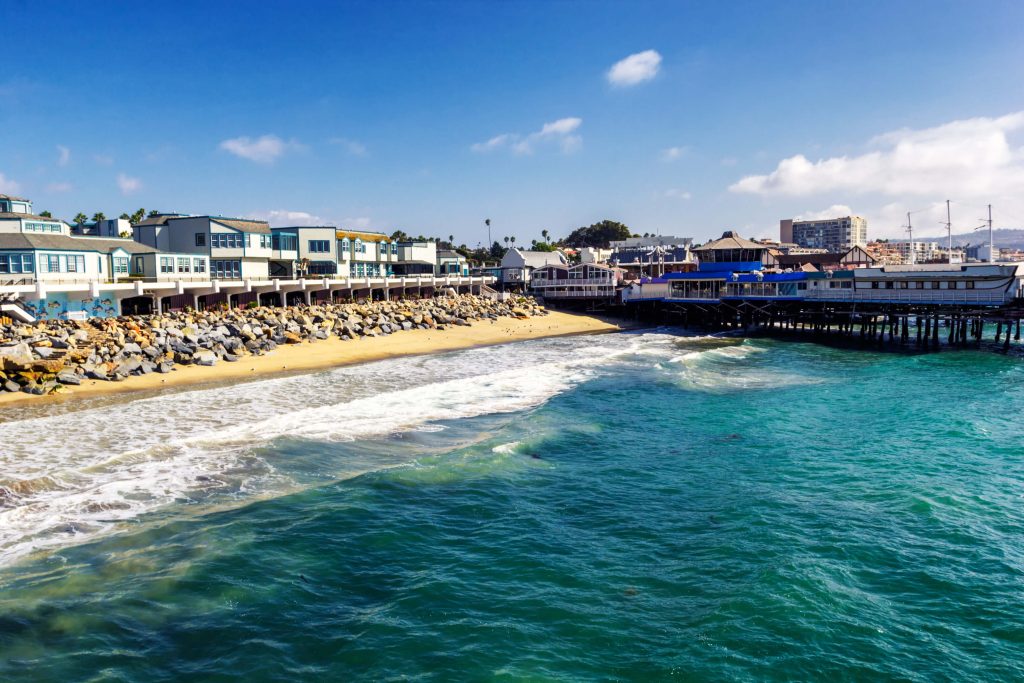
733,272 -> 808,282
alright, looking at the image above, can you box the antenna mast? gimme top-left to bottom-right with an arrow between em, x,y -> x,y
987,204 -> 994,263
945,199 -> 952,264
906,211 -> 915,265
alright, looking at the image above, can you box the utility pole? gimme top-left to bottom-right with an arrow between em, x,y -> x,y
987,204 -> 994,263
906,211 -> 915,265
945,199 -> 953,264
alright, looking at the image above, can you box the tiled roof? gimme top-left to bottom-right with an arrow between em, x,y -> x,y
693,231 -> 765,251
213,218 -> 272,234
0,212 -> 64,222
0,194 -> 30,202
0,233 -> 156,254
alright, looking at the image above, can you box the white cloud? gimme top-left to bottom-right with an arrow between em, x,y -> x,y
661,146 -> 687,161
328,137 -> 368,156
729,112 -> 1024,197
247,210 -> 327,226
472,117 -> 583,155
117,173 -> 142,195
56,145 -> 71,167
94,154 -> 114,166
0,172 -> 21,194
47,182 -> 73,193
342,216 -> 373,229
219,134 -> 300,164
607,49 -> 662,86
664,188 -> 692,200
794,204 -> 855,221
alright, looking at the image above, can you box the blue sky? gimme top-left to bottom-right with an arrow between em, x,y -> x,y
2,1 -> 1024,244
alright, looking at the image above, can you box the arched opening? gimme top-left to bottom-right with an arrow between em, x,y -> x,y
119,296 -> 152,316
285,291 -> 306,307
259,291 -> 282,307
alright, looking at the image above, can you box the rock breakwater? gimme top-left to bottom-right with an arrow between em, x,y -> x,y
0,294 -> 547,396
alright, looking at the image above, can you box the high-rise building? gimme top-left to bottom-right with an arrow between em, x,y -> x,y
780,215 -> 867,253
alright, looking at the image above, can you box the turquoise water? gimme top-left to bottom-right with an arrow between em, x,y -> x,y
2,330 -> 1024,681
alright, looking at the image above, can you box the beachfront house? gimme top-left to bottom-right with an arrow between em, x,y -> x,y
0,194 -> 72,236
499,248 -> 568,289
393,240 -> 437,276
436,249 -> 469,276
529,262 -> 624,300
133,215 -> 272,280
0,234 -> 207,285
339,228 -> 397,278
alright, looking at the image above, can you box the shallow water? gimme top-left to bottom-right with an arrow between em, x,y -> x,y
2,330 -> 1023,680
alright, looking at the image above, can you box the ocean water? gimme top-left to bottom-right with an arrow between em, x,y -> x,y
2,329 -> 1024,681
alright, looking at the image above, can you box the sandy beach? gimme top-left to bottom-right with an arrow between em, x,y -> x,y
0,311 -> 631,409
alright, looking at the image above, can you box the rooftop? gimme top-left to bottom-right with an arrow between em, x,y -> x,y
694,231 -> 765,251
0,194 -> 30,202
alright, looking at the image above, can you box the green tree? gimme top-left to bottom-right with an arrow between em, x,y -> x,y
74,212 -> 88,225
562,220 -> 632,248
489,241 -> 504,259
92,212 -> 106,223
148,209 -> 160,217
510,236 -> 516,247
130,208 -> 146,223
390,229 -> 410,241
119,213 -> 131,220
39,210 -> 52,218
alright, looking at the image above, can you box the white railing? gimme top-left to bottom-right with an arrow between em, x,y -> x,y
809,289 -> 1011,304
531,277 -> 617,287
535,288 -> 616,298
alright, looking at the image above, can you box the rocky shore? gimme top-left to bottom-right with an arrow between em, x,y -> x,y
0,294 -> 547,397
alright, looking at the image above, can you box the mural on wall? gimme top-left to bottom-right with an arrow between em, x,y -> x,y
20,293 -> 119,320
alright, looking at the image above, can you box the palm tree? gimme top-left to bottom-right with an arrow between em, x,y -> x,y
148,209 -> 159,217
510,236 -> 516,247
74,212 -> 88,225
119,213 -> 130,220
541,229 -> 549,243
448,234 -> 454,246
39,210 -> 52,218
130,208 -> 146,223
504,236 -> 510,247
92,212 -> 106,223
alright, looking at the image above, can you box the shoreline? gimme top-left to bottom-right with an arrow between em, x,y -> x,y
0,311 -> 634,410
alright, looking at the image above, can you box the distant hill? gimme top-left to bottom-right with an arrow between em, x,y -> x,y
912,228 -> 1024,250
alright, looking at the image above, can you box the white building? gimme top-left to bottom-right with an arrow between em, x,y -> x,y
499,248 -> 567,288
890,240 -> 941,264
781,215 -> 868,252
134,215 -> 272,279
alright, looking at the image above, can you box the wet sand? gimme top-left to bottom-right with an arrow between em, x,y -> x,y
0,311 -> 632,408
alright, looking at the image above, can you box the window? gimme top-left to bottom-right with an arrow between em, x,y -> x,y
870,281 -> 879,289
885,281 -> 894,289
260,234 -> 272,248
212,260 -> 242,278
194,258 -> 206,273
211,233 -> 243,249
931,281 -> 940,289
160,257 -> 174,273
308,239 -> 330,253
113,257 -> 129,274
177,257 -> 191,273
0,253 -> 35,274
273,233 -> 297,251
98,256 -> 103,273
354,239 -> 364,254
966,281 -> 975,289
390,243 -> 397,255
134,256 -> 144,273
195,233 -> 206,247
340,238 -> 350,252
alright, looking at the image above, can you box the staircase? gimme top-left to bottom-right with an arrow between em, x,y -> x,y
0,295 -> 35,324
480,284 -> 510,302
